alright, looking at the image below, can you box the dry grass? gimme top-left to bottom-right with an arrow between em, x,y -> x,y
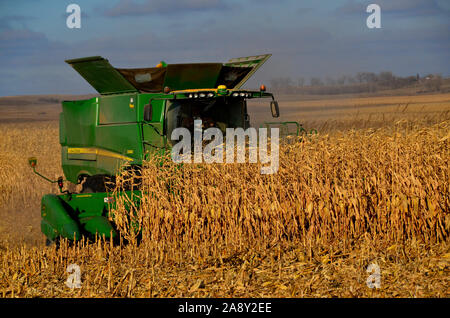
0,93 -> 449,298
113,121 -> 449,249
0,238 -> 448,297
0,122 -> 62,245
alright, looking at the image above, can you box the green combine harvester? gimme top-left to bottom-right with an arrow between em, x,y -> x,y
29,54 -> 291,245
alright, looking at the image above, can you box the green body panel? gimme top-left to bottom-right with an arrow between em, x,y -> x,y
59,112 -> 66,145
95,124 -> 143,159
99,94 -> 138,124
41,191 -> 140,241
41,194 -> 81,241
61,98 -> 98,146
143,97 -> 166,122
142,98 -> 166,150
81,216 -> 116,238
61,150 -> 111,182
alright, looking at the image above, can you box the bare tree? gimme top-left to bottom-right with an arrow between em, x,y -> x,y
378,71 -> 394,87
336,76 -> 346,85
325,77 -> 336,86
356,72 -> 364,83
424,74 -> 443,92
270,77 -> 295,93
310,77 -> 323,86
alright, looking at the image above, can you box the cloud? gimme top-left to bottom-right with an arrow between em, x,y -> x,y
336,0 -> 449,16
0,27 -> 69,70
336,0 -> 364,15
103,0 -> 229,17
376,0 -> 445,14
2,17 -> 449,95
296,7 -> 314,16
248,0 -> 289,4
60,11 -> 90,20
0,25 -> 80,95
0,15 -> 36,30
0,1 -> 449,95
64,20 -> 449,88
0,28 -> 48,57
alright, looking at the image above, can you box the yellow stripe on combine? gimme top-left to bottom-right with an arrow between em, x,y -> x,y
68,147 -> 134,162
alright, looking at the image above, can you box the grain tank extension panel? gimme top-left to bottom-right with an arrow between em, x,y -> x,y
66,54 -> 271,94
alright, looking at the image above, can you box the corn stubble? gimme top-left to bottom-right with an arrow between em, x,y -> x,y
0,120 -> 449,297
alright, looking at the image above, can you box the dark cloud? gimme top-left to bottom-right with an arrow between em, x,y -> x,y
103,0 -> 229,17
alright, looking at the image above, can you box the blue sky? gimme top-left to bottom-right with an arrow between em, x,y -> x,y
0,0 -> 449,95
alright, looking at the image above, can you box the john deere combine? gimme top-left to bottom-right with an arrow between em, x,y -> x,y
30,54 -> 284,244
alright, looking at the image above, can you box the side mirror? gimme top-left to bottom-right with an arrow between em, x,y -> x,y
28,157 -> 37,168
270,101 -> 280,118
144,102 -> 153,121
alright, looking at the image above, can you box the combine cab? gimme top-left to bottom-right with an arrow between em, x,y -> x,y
30,54 -> 292,244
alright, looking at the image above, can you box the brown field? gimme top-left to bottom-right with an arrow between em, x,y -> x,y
249,92 -> 450,131
0,92 -> 449,297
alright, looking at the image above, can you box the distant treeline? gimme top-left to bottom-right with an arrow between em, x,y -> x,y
269,72 -> 445,95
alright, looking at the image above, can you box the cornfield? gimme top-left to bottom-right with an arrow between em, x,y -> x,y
1,119 -> 448,297
112,121 -> 449,251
